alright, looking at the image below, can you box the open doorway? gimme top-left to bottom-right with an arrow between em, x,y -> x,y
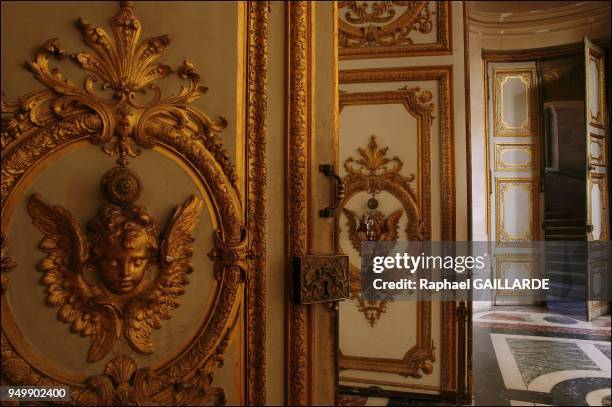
468,2 -> 610,405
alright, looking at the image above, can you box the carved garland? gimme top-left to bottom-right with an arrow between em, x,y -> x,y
0,2 -> 267,404
339,66 -> 457,392
287,2 -> 312,405
338,1 -> 451,59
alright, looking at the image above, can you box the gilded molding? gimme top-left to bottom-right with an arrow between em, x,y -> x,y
0,2 -> 251,404
495,255 -> 539,297
339,1 -> 451,59
588,173 -> 608,241
492,69 -> 536,137
245,2 -> 269,404
586,45 -> 606,129
494,143 -> 537,172
339,301 -> 434,378
495,178 -> 539,242
339,66 -> 457,391
588,133 -> 607,167
339,67 -> 455,241
286,2 -> 313,405
340,135 -> 425,326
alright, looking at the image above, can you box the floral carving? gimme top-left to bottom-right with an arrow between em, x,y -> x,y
1,0 -> 236,190
245,2 -> 269,404
338,1 -> 451,58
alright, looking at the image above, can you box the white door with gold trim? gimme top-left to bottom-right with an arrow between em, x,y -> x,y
584,37 -> 609,319
487,61 -> 543,305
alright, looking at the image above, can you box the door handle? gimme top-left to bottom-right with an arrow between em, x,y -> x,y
319,164 -> 344,218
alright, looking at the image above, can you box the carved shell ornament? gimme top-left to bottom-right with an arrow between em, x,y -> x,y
1,2 -> 248,404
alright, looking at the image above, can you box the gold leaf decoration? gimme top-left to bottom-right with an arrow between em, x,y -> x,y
1,0 -> 234,186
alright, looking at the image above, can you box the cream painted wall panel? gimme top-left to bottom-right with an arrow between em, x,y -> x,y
339,1 -> 467,241
336,1 -> 466,396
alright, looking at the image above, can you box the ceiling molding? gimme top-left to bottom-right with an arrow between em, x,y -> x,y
468,1 -> 610,37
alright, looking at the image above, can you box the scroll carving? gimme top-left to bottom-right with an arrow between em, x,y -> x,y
1,2 -> 258,405
1,0 -> 236,188
338,1 -> 451,59
0,234 -> 16,294
340,136 -> 423,326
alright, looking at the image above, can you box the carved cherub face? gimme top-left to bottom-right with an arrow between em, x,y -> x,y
361,211 -> 385,241
87,204 -> 159,295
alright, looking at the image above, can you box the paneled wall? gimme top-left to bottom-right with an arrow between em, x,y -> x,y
337,1 -> 467,396
468,1 -> 611,242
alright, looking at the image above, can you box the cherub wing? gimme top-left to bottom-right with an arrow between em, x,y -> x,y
343,208 -> 367,253
382,209 -> 403,241
124,195 -> 203,354
27,193 -> 120,362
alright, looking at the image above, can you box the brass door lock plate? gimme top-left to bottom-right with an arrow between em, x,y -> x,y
293,255 -> 350,304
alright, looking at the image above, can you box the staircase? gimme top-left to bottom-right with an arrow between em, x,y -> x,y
543,211 -> 586,241
543,211 -> 588,319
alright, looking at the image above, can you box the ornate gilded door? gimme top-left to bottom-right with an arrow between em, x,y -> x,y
1,2 -> 268,405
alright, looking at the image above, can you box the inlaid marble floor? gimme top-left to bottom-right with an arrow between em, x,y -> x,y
338,306 -> 611,406
474,306 -> 611,406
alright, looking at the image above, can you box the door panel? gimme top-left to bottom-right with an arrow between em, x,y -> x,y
584,38 -> 609,319
336,67 -> 457,397
0,2 -> 269,404
487,63 -> 542,305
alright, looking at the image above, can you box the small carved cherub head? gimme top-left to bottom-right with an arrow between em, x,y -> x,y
87,203 -> 160,295
363,211 -> 386,241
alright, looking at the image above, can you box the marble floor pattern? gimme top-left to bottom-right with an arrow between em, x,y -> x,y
474,306 -> 611,406
339,306 -> 611,406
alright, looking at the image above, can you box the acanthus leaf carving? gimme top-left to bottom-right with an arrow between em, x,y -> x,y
1,0 -> 237,190
338,1 -> 451,59
339,1 -> 433,48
